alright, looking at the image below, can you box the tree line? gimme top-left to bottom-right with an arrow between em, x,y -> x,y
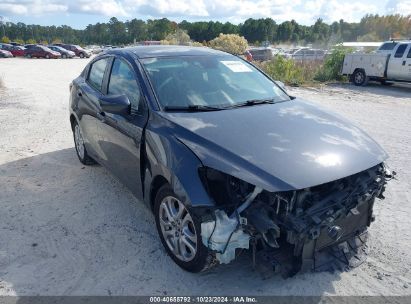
1,14 -> 410,46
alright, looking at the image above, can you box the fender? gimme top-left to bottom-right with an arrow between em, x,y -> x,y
142,112 -> 215,211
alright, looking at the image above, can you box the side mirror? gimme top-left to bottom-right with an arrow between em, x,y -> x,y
100,94 -> 131,116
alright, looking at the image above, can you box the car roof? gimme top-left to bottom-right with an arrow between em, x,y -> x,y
105,45 -> 228,59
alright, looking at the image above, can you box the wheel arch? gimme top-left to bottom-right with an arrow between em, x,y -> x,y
69,113 -> 77,131
149,175 -> 169,212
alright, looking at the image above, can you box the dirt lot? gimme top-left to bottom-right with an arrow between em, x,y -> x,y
0,57 -> 410,296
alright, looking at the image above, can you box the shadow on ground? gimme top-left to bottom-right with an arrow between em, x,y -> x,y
0,148 -> 341,296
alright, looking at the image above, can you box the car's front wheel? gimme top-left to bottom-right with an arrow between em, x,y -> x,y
154,184 -> 215,272
79,53 -> 85,58
72,120 -> 96,165
62,54 -> 67,59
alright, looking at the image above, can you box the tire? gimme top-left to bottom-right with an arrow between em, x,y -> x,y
352,69 -> 368,86
27,54 -> 31,58
45,54 -> 50,59
72,120 -> 96,165
79,53 -> 85,58
62,54 -> 67,59
154,184 -> 215,272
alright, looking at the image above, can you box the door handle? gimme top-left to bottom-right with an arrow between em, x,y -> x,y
96,112 -> 106,121
403,61 -> 406,66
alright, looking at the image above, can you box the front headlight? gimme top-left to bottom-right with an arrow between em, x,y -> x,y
198,167 -> 254,210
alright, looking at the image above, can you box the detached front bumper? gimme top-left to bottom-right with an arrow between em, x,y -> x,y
200,163 -> 389,277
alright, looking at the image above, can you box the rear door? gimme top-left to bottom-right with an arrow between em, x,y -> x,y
77,56 -> 111,160
387,43 -> 411,80
98,56 -> 148,198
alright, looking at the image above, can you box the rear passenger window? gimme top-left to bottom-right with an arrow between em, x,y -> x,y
108,58 -> 141,111
88,58 -> 109,92
394,44 -> 407,58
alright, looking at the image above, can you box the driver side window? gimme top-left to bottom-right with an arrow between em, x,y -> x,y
108,58 -> 141,112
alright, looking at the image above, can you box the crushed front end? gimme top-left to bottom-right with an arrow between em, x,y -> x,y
199,163 -> 391,277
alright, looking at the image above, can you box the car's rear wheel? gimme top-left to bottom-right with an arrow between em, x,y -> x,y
45,54 -> 50,59
26,54 -> 31,58
72,120 -> 96,165
352,69 -> 368,86
154,184 -> 215,272
62,54 -> 67,59
79,53 -> 85,58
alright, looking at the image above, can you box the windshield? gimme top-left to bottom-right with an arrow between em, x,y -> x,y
40,46 -> 53,52
141,55 -> 289,109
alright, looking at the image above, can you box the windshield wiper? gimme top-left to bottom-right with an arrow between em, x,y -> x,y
163,105 -> 224,112
223,98 -> 277,109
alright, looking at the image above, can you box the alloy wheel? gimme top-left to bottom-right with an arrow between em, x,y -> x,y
158,196 -> 197,262
74,124 -> 85,159
354,71 -> 364,85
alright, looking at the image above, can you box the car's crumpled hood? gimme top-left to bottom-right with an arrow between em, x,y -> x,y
160,99 -> 388,192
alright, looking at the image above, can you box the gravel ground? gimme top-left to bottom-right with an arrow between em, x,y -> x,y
0,57 -> 410,296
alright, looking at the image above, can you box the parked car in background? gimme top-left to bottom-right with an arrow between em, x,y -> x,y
10,45 -> 26,57
0,43 -> 25,57
0,49 -> 13,58
285,48 -> 326,61
86,45 -> 103,54
248,47 -> 276,61
24,45 -> 61,59
54,44 -> 91,58
48,45 -> 75,58
342,40 -> 411,86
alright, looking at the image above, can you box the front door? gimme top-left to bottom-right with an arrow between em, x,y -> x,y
387,43 -> 411,80
98,56 -> 148,198
78,56 -> 111,161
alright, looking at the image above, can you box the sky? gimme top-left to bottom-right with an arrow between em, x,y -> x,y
0,0 -> 410,29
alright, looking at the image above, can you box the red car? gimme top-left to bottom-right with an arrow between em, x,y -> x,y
8,45 -> 25,57
24,45 -> 61,59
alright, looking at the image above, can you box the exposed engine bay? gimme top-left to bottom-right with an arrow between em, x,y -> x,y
200,163 -> 392,277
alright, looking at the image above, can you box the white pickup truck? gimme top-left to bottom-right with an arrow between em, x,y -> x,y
341,40 -> 411,86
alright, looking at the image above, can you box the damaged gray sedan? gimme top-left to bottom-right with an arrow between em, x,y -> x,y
69,46 -> 391,276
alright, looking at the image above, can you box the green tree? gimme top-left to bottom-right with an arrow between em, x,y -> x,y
127,19 -> 148,42
240,18 -> 276,43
